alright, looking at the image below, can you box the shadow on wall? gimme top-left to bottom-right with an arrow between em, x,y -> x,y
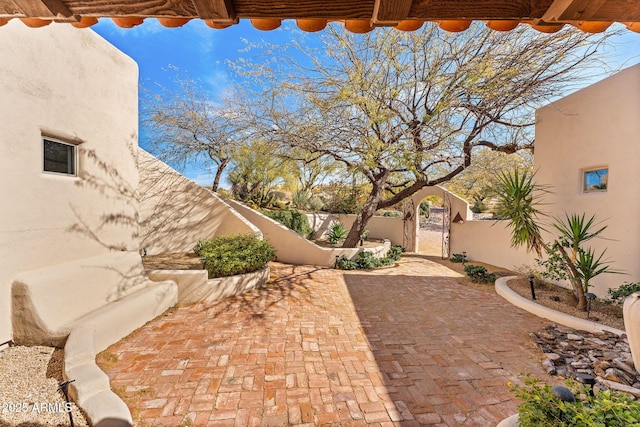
137,150 -> 257,255
67,144 -> 139,253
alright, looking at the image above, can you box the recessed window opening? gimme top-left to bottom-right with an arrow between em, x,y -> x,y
43,137 -> 76,175
583,168 -> 608,193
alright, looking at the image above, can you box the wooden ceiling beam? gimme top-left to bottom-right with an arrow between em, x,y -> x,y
191,0 -> 236,22
11,0 -> 73,18
542,0 -> 607,22
373,0 -> 414,25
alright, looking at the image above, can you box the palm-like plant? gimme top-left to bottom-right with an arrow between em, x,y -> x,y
494,170 -> 618,310
493,169 -> 548,256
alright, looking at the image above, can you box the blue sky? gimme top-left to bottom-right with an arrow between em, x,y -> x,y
92,20 -> 640,187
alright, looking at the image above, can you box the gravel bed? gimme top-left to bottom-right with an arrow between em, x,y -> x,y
0,345 -> 89,427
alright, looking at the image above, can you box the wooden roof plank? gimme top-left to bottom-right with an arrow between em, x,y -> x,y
542,0 -> 607,22
373,0 -> 414,25
191,0 -> 236,21
11,0 -> 73,17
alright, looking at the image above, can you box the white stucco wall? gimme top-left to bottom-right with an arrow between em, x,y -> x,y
449,65 -> 640,297
138,150 -> 260,255
534,64 -> 640,296
307,213 -> 404,246
0,22 -> 139,344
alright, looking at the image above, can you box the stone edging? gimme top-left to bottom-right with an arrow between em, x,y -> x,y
495,276 -> 625,336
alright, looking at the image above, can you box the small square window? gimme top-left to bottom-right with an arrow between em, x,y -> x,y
583,168 -> 608,193
43,138 -> 76,175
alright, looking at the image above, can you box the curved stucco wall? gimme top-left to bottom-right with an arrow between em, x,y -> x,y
138,150 -> 260,255
226,199 -> 390,266
0,23 -> 139,344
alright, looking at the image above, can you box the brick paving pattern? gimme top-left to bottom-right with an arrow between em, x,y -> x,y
101,256 -> 552,426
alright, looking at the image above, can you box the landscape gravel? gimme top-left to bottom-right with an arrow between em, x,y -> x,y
0,345 -> 89,427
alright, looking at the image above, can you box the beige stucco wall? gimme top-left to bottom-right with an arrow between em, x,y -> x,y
138,150 -> 260,255
534,64 -> 640,297
449,220 -> 535,272
0,22 -> 140,344
307,213 -> 404,246
449,65 -> 640,297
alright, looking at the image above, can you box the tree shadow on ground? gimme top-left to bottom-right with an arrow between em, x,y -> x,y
197,263 -> 322,321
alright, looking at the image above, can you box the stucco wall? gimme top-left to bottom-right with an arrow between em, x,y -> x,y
449,65 -> 640,297
534,64 -> 640,296
449,220 -> 535,272
0,22 -> 139,344
307,213 -> 404,246
138,150 -> 260,255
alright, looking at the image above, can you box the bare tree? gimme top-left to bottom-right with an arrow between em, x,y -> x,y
142,75 -> 242,191
236,23 -> 616,247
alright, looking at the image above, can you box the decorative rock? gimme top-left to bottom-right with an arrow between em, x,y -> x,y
546,353 -> 562,362
530,325 -> 640,394
552,386 -> 576,402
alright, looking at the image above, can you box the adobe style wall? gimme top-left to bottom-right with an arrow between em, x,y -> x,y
0,22 -> 140,344
449,65 -> 640,297
138,149 -> 260,255
534,64 -> 640,296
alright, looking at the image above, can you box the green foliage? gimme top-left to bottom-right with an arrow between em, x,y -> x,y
327,221 -> 348,244
463,265 -> 496,283
419,201 -> 430,217
470,197 -> 488,214
493,169 -> 548,256
194,235 -> 276,279
512,376 -> 640,426
337,246 -> 405,270
450,253 -> 465,263
606,282 -> 640,305
379,210 -> 402,217
263,208 -> 314,238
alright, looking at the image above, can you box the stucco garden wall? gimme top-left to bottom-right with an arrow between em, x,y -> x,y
449,220 -> 535,272
138,150 -> 260,255
0,23 -> 140,345
307,213 -> 404,246
534,64 -> 640,297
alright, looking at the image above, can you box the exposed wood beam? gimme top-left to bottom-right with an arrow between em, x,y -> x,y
11,0 -> 72,17
373,0 -> 414,25
191,0 -> 236,22
542,0 -> 607,22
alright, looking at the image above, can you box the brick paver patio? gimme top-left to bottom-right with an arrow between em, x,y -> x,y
101,256 -> 552,426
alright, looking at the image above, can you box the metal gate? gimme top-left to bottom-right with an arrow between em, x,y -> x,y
442,192 -> 451,259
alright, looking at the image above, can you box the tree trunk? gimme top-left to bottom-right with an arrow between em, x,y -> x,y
557,243 -> 587,311
342,179 -> 387,248
211,158 -> 228,192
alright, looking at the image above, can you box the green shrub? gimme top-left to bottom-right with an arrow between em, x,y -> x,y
463,264 -> 496,283
450,253 -> 465,263
263,208 -> 314,239
606,282 -> 640,305
419,201 -> 430,217
194,235 -> 276,278
327,221 -> 348,244
512,376 -> 640,426
336,246 -> 405,270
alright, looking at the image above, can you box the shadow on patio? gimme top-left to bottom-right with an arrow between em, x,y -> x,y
99,257 -> 553,426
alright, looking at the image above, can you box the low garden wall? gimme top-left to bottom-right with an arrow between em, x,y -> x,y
226,199 -> 392,267
306,213 -> 404,247
146,266 -> 270,304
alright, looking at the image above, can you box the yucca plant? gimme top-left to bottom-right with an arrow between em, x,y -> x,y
494,170 -> 618,311
493,169 -> 548,256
